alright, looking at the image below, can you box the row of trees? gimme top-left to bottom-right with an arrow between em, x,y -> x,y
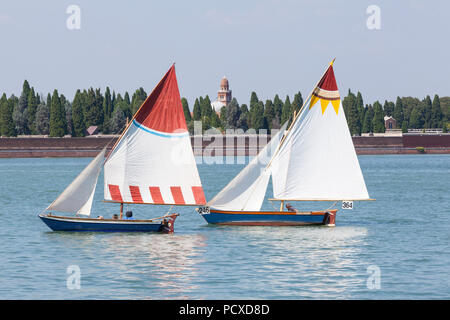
0,80 -> 448,137
343,90 -> 449,135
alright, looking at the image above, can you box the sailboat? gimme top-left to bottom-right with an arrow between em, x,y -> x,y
197,59 -> 373,226
39,64 -> 206,232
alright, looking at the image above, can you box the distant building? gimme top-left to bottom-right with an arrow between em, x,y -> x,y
211,76 -> 232,112
384,116 -> 397,130
86,126 -> 99,136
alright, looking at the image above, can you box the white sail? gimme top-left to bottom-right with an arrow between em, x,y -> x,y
47,148 -> 105,215
208,123 -> 287,211
270,63 -> 370,201
103,65 -> 206,206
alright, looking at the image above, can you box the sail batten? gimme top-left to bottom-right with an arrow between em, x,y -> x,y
103,65 -> 205,206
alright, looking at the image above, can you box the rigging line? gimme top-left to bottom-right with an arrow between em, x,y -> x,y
326,201 -> 338,210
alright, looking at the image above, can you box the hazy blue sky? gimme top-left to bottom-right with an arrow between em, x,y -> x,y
0,0 -> 448,107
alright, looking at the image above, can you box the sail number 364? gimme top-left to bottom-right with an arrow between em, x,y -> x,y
342,201 -> 354,210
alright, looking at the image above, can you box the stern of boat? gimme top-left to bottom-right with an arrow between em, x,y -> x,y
159,214 -> 179,233
322,210 -> 337,227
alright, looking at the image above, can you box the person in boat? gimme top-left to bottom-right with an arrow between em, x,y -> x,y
96,215 -> 104,219
286,203 -> 298,212
112,214 -> 118,220
124,211 -> 135,220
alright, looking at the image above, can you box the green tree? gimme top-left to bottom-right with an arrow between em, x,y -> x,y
291,92 -> 303,114
281,95 -> 292,125
26,88 -> 38,134
102,87 -> 112,133
372,101 -> 385,133
226,98 -> 240,129
0,93 -> 16,136
263,99 -> 275,130
13,91 -> 28,135
408,107 -> 422,129
192,98 -> 202,121
250,101 -> 265,131
343,90 -> 361,135
383,100 -> 395,117
72,90 -> 86,137
362,105 -> 374,133
272,94 -> 283,124
401,120 -> 408,133
35,101 -> 49,135
49,90 -> 67,137
421,95 -> 432,128
131,88 -> 147,116
431,94 -> 442,128
393,97 -> 404,128
110,104 -> 126,134
181,97 -> 191,122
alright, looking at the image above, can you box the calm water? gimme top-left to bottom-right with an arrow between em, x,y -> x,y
0,155 -> 448,299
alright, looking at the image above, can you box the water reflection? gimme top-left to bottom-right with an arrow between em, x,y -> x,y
203,225 -> 368,299
45,232 -> 206,299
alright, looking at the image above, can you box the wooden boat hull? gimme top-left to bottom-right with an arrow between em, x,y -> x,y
199,209 -> 337,226
38,213 -> 178,233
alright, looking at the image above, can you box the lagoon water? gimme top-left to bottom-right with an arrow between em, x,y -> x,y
0,155 -> 449,299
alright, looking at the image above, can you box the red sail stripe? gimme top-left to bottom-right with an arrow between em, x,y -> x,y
317,65 -> 338,91
149,187 -> 164,204
170,186 -> 185,205
129,186 -> 143,203
108,184 -> 123,202
134,65 -> 187,133
192,186 -> 206,205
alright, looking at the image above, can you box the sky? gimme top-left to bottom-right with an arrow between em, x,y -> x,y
0,0 -> 449,108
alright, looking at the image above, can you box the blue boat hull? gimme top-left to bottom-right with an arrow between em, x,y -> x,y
39,214 -> 177,233
199,209 -> 337,226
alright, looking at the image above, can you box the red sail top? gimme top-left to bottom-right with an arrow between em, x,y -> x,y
317,65 -> 338,91
134,65 -> 187,133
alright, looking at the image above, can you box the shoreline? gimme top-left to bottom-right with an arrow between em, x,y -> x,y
1,134 -> 450,158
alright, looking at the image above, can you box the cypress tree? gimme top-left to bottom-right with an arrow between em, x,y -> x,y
422,95 -> 432,128
356,92 -> 364,126
393,97 -> 404,128
13,91 -> 28,135
49,90 -> 67,137
102,87 -> 112,133
372,101 -> 385,133
402,120 -> 408,133
273,94 -> 283,124
383,100 -> 395,117
181,97 -> 191,122
250,101 -> 265,131
192,98 -> 202,121
219,106 -> 227,129
263,99 -> 275,130
35,101 -> 49,135
362,105 -> 374,133
110,104 -> 126,134
72,90 -> 86,137
281,95 -> 292,125
201,95 -> 213,119
131,88 -> 147,116
291,92 -> 303,114
84,88 -> 103,128
0,93 -> 16,136
409,107 -> 423,129
26,88 -> 38,134
431,94 -> 442,128
226,98 -> 240,129
343,90 -> 361,135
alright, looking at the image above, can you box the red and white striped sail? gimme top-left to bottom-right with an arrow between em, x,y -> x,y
103,65 -> 206,205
